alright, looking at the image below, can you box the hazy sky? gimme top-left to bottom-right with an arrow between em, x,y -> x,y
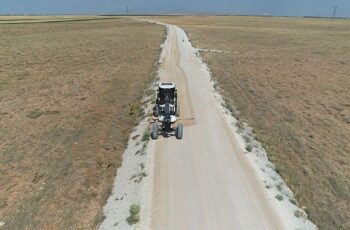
1,0 -> 350,17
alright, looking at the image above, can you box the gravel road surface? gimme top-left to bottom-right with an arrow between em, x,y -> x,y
151,24 -> 284,230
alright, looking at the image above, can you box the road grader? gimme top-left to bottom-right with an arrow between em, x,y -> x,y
151,82 -> 183,140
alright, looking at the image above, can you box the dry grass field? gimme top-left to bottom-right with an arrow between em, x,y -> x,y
0,18 -> 164,229
150,16 -> 350,229
0,16 -> 111,24
0,16 -> 63,20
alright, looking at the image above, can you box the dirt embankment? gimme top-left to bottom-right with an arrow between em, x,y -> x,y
0,18 -> 164,229
148,16 -> 350,230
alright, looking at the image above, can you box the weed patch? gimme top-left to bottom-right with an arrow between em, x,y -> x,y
126,203 -> 141,225
142,129 -> 151,142
27,109 -> 44,119
275,194 -> 284,201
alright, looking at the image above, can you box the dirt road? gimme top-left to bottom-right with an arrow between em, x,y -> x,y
150,24 -> 285,230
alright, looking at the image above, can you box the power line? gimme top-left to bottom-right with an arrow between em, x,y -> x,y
332,6 -> 338,19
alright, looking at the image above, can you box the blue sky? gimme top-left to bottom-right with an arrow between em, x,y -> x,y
1,0 -> 350,17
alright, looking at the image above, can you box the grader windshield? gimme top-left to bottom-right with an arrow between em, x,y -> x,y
158,83 -> 176,104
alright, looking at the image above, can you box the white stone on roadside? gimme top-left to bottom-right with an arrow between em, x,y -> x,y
0,222 -> 5,227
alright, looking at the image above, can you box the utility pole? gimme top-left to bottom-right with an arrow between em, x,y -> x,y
126,5 -> 129,15
331,6 -> 338,19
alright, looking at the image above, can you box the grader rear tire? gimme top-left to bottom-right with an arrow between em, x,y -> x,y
176,123 -> 183,140
151,123 -> 158,140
